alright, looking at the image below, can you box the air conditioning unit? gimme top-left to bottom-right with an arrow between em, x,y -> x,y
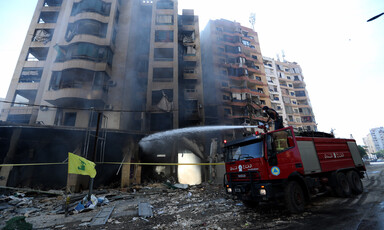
104,104 -> 113,110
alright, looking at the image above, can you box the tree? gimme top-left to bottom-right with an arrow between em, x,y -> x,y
357,145 -> 367,158
374,149 -> 384,158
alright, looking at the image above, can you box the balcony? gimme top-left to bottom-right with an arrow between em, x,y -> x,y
44,88 -> 107,108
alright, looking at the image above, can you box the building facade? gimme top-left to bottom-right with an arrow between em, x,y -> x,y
0,0 -> 204,132
201,19 -> 270,126
274,59 -> 317,131
364,127 -> 384,154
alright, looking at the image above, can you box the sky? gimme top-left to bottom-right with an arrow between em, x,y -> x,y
0,0 -> 383,145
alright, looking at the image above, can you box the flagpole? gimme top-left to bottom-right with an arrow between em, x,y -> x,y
88,112 -> 101,201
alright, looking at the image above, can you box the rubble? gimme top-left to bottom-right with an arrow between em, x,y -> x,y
0,182 -> 325,229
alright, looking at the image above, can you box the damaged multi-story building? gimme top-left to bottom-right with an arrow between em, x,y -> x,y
201,19 -> 270,129
0,0 -> 205,189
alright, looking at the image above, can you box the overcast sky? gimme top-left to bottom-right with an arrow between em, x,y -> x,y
0,0 -> 383,144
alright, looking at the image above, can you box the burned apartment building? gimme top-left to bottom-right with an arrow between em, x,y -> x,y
0,0 -> 205,188
201,19 -> 270,128
263,57 -> 317,131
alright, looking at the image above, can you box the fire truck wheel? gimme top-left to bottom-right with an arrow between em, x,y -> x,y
335,172 -> 352,197
346,171 -> 363,194
285,181 -> 305,213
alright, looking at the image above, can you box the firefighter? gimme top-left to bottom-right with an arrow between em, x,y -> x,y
263,106 -> 284,130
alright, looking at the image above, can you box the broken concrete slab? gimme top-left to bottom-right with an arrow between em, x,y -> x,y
138,202 -> 153,217
89,205 -> 115,226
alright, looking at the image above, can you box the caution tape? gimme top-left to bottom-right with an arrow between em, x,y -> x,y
0,162 -> 225,167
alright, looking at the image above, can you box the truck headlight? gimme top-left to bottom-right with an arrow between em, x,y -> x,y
227,187 -> 232,193
259,189 -> 266,195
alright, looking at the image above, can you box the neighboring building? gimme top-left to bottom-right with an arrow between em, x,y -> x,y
364,127 -> 384,153
274,59 -> 317,131
363,133 -> 376,155
0,98 -> 4,117
201,19 -> 270,126
263,57 -> 287,126
0,0 -> 204,132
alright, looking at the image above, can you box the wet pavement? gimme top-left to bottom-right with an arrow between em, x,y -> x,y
1,164 -> 384,229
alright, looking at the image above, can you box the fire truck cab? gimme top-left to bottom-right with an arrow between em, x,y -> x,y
223,126 -> 365,213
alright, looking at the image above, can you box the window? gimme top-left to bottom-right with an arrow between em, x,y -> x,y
295,91 -> 306,97
71,0 -> 111,16
154,48 -> 173,61
155,30 -> 174,42
267,129 -> 294,155
32,29 -> 54,43
26,47 -> 49,61
55,43 -> 113,65
6,115 -> 31,124
225,140 -> 264,162
38,11 -> 59,23
49,69 -> 109,91
44,0 -> 62,7
222,95 -> 230,100
222,82 -> 229,87
63,112 -> 76,126
65,19 -> 107,42
12,90 -> 37,107
156,15 -> 174,25
153,68 -> 173,82
156,0 -> 173,9
19,68 -> 43,83
242,39 -> 250,46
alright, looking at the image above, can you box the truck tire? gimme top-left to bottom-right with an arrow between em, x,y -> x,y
285,181 -> 305,213
346,171 -> 363,194
335,172 -> 352,197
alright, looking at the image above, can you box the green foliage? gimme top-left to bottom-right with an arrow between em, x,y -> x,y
374,149 -> 384,158
357,145 -> 367,158
2,216 -> 32,230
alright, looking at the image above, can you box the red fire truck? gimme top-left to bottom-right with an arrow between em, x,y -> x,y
223,126 -> 366,213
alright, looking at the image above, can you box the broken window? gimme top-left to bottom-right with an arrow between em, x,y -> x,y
156,0 -> 173,9
65,19 -> 107,42
19,68 -> 43,83
183,45 -> 196,56
32,29 -> 54,44
26,47 -> 49,61
156,15 -> 174,25
150,113 -> 173,131
12,90 -> 37,107
154,48 -> 173,61
71,0 -> 111,16
152,89 -> 173,107
44,0 -> 62,7
153,68 -> 173,82
242,39 -> 250,47
302,116 -> 313,123
224,45 -> 241,54
155,30 -> 174,42
180,31 -> 195,43
63,112 -> 77,126
6,114 -> 31,124
38,11 -> 59,23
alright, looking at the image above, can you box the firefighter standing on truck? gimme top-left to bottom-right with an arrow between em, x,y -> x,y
263,106 -> 284,130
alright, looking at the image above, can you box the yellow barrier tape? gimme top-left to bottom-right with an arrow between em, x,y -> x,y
0,162 -> 225,167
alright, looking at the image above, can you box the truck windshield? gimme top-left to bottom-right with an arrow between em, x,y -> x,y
225,140 -> 263,162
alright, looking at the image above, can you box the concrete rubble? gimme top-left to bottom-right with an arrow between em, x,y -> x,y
0,183 -> 312,229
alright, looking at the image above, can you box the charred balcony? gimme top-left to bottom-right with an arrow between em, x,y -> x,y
45,69 -> 110,108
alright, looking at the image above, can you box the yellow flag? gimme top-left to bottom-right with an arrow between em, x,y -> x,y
68,152 -> 96,178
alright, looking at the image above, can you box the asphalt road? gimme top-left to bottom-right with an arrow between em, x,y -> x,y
285,163 -> 384,230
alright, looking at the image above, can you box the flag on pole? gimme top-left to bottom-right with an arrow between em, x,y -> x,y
68,152 -> 97,178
